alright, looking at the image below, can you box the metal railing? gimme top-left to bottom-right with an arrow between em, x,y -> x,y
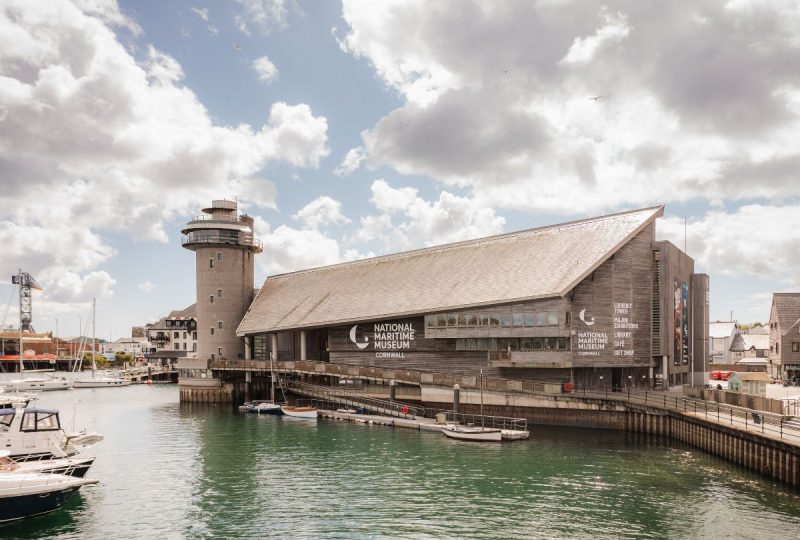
287,380 -> 428,419
571,386 -> 800,441
444,411 -> 527,432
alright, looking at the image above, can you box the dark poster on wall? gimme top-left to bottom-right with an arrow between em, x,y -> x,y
673,279 -> 689,365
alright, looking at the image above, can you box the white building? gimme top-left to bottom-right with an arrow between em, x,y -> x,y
103,337 -> 151,357
709,321 -> 737,365
145,304 -> 198,365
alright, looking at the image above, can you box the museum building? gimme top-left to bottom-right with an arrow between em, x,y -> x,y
236,206 -> 710,389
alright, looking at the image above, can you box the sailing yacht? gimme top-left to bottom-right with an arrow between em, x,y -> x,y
73,299 -> 132,389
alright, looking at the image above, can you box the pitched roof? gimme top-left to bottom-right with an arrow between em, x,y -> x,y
730,332 -> 769,352
148,303 -> 197,330
238,206 -> 664,335
709,321 -> 736,339
773,293 -> 800,334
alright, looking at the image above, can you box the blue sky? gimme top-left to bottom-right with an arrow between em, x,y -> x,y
1,0 -> 799,339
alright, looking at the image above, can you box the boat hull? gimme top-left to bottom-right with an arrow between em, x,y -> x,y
281,407 -> 318,419
4,379 -> 72,392
441,425 -> 502,442
0,486 -> 81,523
73,379 -> 132,388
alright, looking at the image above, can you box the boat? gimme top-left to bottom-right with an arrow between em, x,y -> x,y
2,374 -> 72,392
73,299 -> 132,388
441,423 -> 502,442
280,405 -> 317,419
0,407 -> 104,461
245,400 -> 282,415
0,469 -> 98,523
0,450 -> 94,478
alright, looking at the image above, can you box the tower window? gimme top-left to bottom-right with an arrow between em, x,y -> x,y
217,252 -> 223,261
209,295 -> 214,304
209,258 -> 214,269
218,289 -> 223,298
210,328 -> 215,336
218,347 -> 223,355
218,321 -> 223,329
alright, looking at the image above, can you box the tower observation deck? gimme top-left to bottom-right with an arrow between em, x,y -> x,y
182,199 -> 261,362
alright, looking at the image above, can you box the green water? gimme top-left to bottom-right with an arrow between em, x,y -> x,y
2,385 -> 799,539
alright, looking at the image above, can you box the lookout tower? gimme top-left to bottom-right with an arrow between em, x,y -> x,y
181,199 -> 261,362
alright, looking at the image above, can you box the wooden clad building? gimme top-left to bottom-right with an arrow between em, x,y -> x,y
236,206 -> 710,389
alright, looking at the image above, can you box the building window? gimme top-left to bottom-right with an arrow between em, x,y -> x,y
565,312 -> 571,326
173,331 -> 179,339
437,314 -> 447,327
210,328 -> 215,336
777,343 -> 780,354
793,342 -> 799,353
217,252 -> 223,261
183,332 -> 187,339
218,321 -> 223,329
174,343 -> 179,350
218,347 -> 223,355
183,343 -> 187,350
211,353 -> 215,360
192,343 -> 197,352
209,295 -> 214,304
192,331 -> 197,340
218,289 -> 223,298
209,258 -> 214,269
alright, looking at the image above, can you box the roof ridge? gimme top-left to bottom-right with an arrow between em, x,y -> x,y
266,205 -> 664,280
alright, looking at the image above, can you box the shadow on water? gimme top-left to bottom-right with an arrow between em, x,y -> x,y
2,387 -> 799,539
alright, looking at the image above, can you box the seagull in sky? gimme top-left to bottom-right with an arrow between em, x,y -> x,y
589,96 -> 604,102
233,42 -> 242,52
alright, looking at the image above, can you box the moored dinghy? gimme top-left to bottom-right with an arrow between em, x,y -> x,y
280,406 -> 317,419
441,423 -> 502,442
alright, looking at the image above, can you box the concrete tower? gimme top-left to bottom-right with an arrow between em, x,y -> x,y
181,199 -> 261,361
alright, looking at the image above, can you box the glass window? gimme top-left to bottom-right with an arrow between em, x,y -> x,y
218,289 -> 223,298
512,312 -> 524,327
509,339 -> 519,351
489,315 -> 500,326
467,313 -> 479,326
192,332 -> 197,340
488,338 -> 498,350
498,338 -> 510,350
477,338 -> 489,350
457,314 -> 467,327
210,328 -> 215,335
426,315 -> 437,328
218,321 -> 223,329
437,314 -> 447,327
183,343 -> 187,350
479,314 -> 489,326
532,338 -> 543,350
209,295 -> 214,304
209,258 -> 214,269
524,313 -> 535,327
547,312 -> 559,326
174,343 -> 179,350
447,313 -> 457,327
521,338 -> 532,351
565,312 -> 571,326
192,343 -> 197,352
535,312 -> 548,326
543,337 -> 553,349
218,347 -> 223,355
466,338 -> 477,351
455,339 -> 464,350
557,338 -> 569,350
793,342 -> 799,353
183,332 -> 187,339
499,313 -> 512,327
217,252 -> 223,261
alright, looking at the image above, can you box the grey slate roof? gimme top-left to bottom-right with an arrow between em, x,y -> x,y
773,293 -> 800,334
148,303 -> 197,330
237,206 -> 664,335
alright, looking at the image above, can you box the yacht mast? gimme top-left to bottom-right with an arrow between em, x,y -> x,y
92,298 -> 97,377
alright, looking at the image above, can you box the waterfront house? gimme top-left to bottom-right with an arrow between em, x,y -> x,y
729,332 -> 770,373
709,321 -> 737,365
145,304 -> 198,366
768,293 -> 800,382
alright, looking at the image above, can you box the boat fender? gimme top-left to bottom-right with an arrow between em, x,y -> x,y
400,405 -> 410,414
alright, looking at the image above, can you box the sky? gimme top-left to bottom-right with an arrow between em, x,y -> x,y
1,0 -> 799,340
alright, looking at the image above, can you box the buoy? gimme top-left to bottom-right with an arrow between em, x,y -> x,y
400,405 -> 410,414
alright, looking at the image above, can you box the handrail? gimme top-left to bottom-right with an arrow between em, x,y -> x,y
287,380 -> 428,419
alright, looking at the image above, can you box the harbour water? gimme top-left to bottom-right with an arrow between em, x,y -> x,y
2,383 -> 800,539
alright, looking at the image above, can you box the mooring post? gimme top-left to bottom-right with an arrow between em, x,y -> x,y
453,384 -> 460,414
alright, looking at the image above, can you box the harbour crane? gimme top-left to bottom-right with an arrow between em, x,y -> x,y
11,270 -> 42,333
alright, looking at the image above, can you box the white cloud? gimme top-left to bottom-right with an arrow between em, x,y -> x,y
560,10 -> 631,65
357,179 -> 505,252
235,0 -> 287,35
252,55 -> 279,84
293,196 -> 350,229
191,7 -> 209,21
658,204 -> 800,286
339,1 -> 800,219
0,0 -> 328,307
138,281 -> 155,293
333,146 -> 365,176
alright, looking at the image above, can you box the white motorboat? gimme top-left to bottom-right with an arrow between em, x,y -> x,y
0,470 -> 98,523
3,374 -> 72,392
280,406 -> 318,419
246,401 -> 282,415
0,450 -> 94,478
0,407 -> 103,461
441,423 -> 503,442
73,376 -> 132,388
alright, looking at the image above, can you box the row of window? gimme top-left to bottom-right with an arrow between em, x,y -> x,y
455,337 -> 570,351
165,319 -> 191,328
209,289 -> 224,303
171,331 -> 197,340
426,311 -> 566,329
178,369 -> 215,379
173,342 -> 198,351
